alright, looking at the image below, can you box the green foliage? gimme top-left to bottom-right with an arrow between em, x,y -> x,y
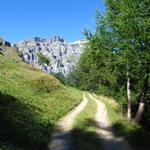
37,52 -> 50,65
68,0 -> 150,124
1,44 -> 21,62
0,55 -> 82,150
33,75 -> 62,93
50,72 -> 66,85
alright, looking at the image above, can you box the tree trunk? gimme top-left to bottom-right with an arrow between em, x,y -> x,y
134,102 -> 145,122
127,69 -> 132,120
135,66 -> 149,122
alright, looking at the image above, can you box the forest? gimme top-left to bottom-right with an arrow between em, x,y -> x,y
67,0 -> 150,126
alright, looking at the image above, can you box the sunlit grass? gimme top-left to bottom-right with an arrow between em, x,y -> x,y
0,55 -> 82,150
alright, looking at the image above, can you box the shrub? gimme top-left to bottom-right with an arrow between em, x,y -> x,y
33,76 -> 61,93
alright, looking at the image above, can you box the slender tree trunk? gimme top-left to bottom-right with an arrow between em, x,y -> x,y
127,69 -> 132,120
135,66 -> 149,122
134,102 -> 145,122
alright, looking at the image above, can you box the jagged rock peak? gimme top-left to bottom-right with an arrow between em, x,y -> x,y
16,36 -> 86,76
48,36 -> 65,43
19,36 -> 65,44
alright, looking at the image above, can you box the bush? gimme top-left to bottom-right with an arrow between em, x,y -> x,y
37,52 -> 50,65
33,76 -> 61,93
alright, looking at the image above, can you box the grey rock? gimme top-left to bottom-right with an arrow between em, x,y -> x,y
16,36 -> 87,76
0,47 -> 4,55
0,38 -> 11,47
3,41 -> 11,47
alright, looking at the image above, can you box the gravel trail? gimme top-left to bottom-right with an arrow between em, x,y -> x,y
49,94 -> 88,150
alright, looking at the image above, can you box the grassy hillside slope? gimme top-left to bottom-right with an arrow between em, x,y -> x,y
0,55 -> 82,150
1,45 -> 21,61
0,37 -> 21,62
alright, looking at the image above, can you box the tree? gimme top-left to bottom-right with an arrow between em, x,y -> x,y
37,52 -> 50,72
70,0 -> 150,122
105,0 -> 150,121
68,10 -> 116,94
37,52 -> 50,66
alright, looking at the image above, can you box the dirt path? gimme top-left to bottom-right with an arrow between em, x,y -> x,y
49,94 -> 88,150
89,94 -> 132,150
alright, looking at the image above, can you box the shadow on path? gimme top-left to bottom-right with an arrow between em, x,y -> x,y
49,96 -> 88,150
71,118 -> 103,150
71,118 -> 133,150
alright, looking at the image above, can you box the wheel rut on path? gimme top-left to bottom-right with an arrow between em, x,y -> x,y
49,94 -> 88,150
89,94 -> 132,150
49,93 -> 132,150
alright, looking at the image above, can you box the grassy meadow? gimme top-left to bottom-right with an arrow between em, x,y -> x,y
0,55 -> 82,150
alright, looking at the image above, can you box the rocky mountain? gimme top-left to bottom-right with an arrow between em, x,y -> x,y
16,36 -> 86,76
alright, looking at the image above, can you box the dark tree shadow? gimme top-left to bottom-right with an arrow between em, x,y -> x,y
71,118 -> 137,150
71,119 -> 103,150
0,92 -> 54,150
112,122 -> 150,150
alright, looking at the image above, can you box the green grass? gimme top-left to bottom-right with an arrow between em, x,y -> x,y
71,93 -> 103,150
1,45 -> 21,62
0,55 -> 82,150
95,95 -> 150,150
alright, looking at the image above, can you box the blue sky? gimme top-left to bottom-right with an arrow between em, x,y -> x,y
0,0 -> 105,43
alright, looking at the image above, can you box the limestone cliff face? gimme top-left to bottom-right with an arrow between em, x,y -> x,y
16,36 -> 86,76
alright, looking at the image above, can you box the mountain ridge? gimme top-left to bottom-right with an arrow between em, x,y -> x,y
16,36 -> 87,76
